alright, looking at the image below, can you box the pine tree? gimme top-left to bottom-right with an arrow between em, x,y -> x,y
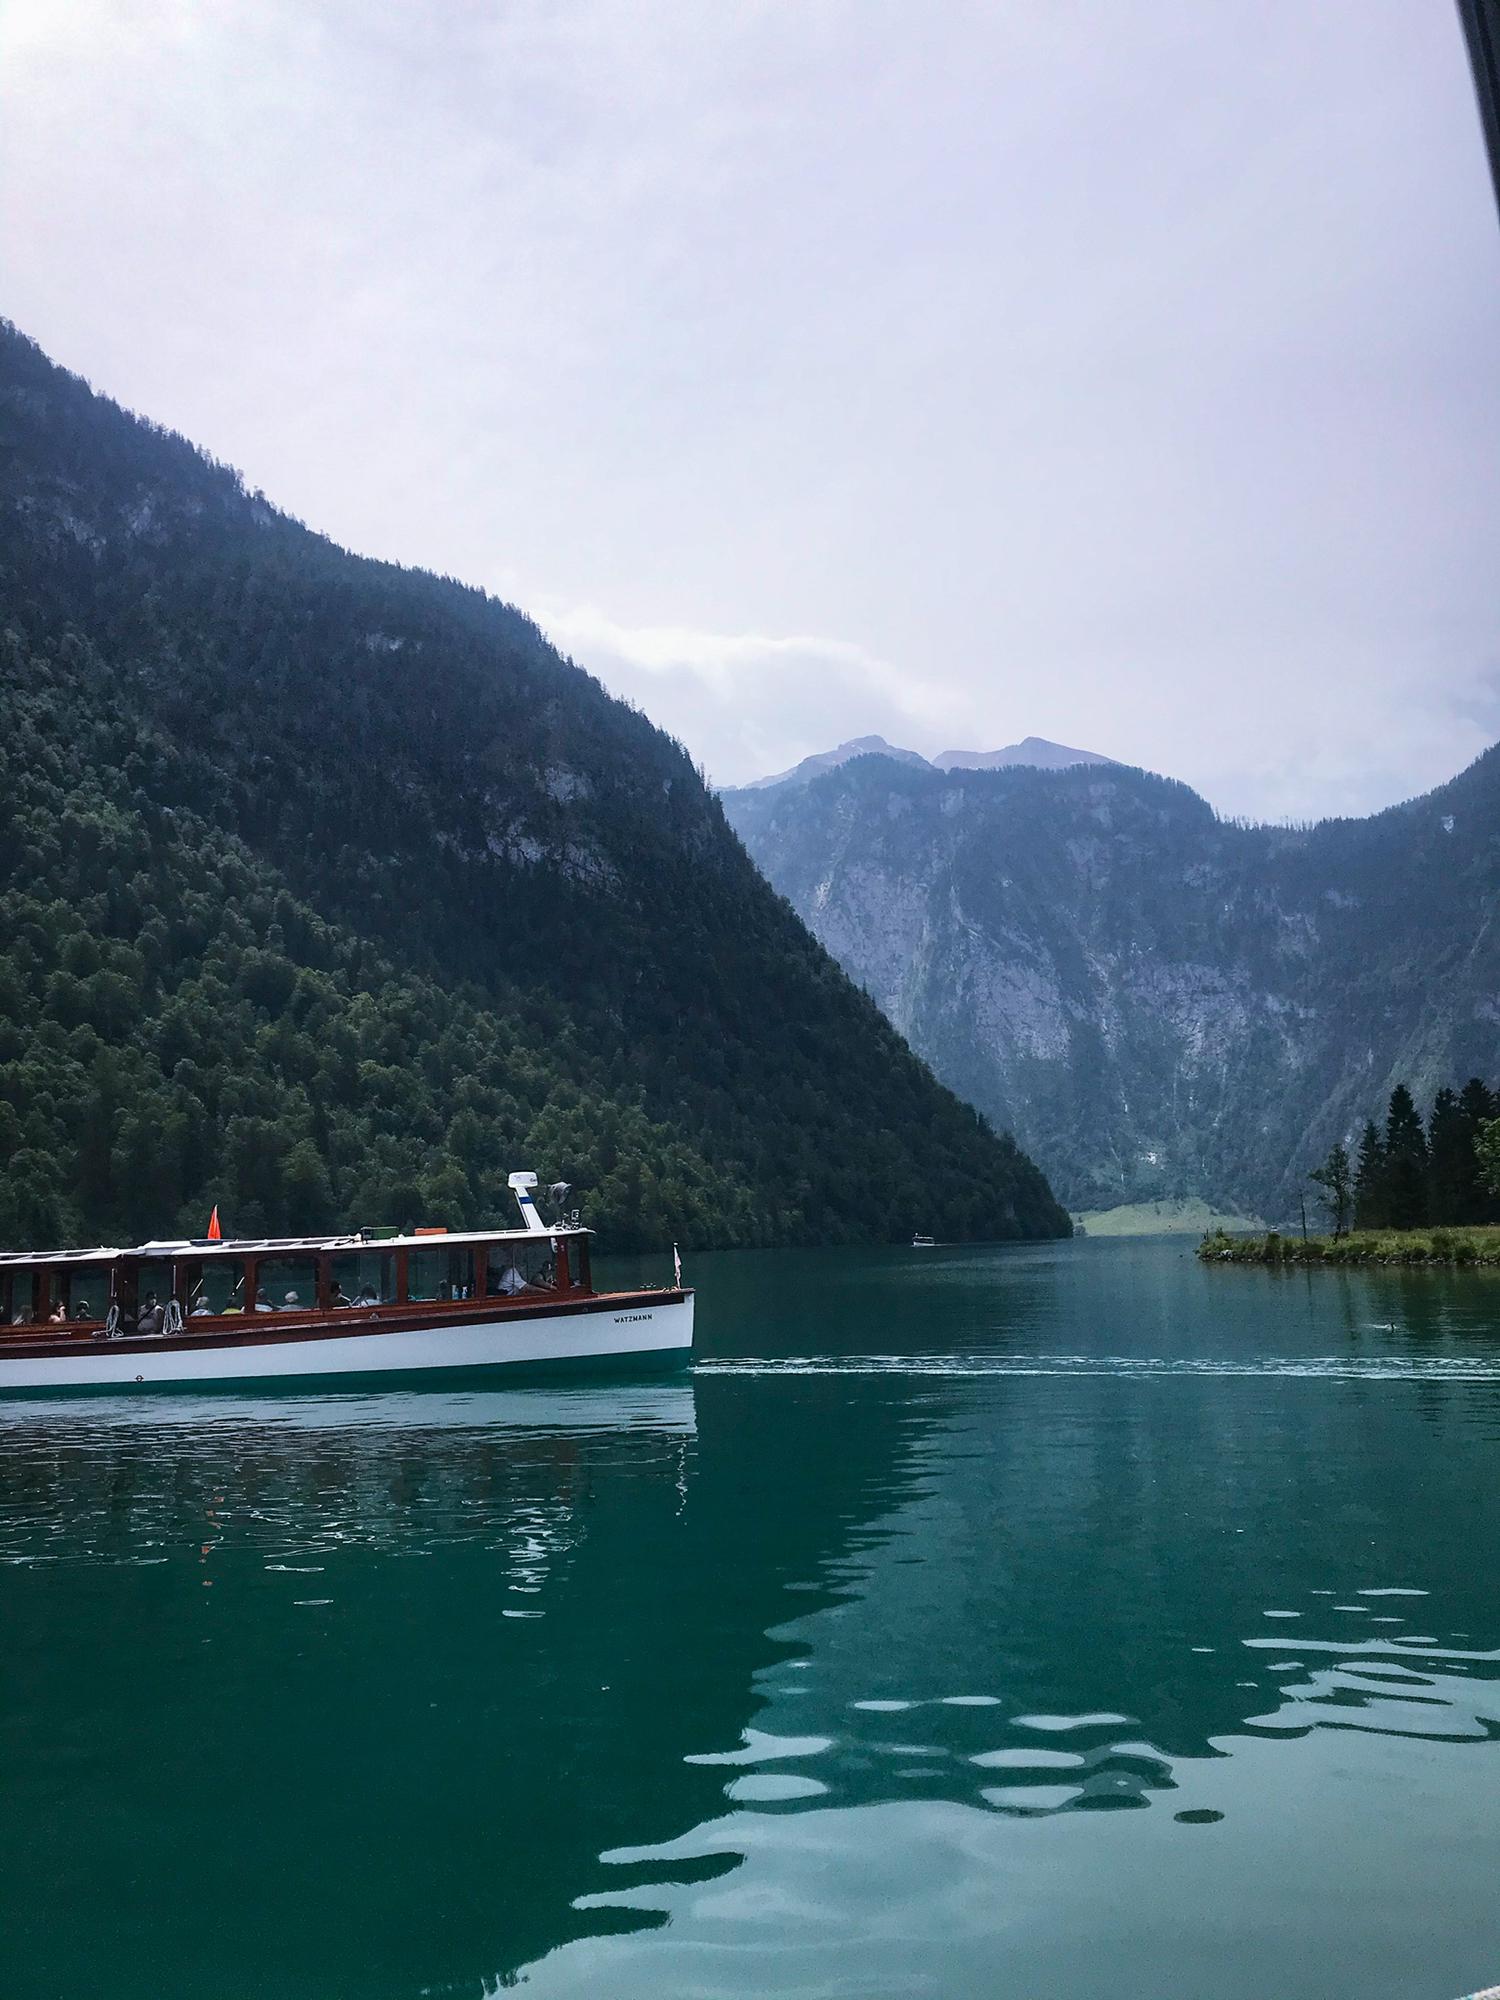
1427,1087 -> 1478,1223
1353,1121 -> 1388,1229
1308,1143 -> 1353,1238
1458,1076 -> 1496,1126
1477,1118 -> 1500,1205
1459,1079 -> 1499,1222
1383,1084 -> 1429,1228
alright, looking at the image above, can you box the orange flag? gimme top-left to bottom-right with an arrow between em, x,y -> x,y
206,1206 -> 222,1242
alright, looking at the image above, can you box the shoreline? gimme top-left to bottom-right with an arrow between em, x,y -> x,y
1200,1226 -> 1500,1268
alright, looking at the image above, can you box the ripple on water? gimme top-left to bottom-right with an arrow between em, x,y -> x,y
685,1731 -> 832,1767
695,1352 -> 1500,1380
1012,1712 -> 1134,1733
981,1783 -> 1082,1813
971,1749 -> 1087,1770
724,1774 -> 829,1803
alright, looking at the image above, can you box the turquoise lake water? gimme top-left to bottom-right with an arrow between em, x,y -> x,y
2,1236 -> 1499,1998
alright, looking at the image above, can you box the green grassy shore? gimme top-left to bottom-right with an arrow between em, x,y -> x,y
1200,1225 -> 1500,1267
1074,1198 -> 1266,1238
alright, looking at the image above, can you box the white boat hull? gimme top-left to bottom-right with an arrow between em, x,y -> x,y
0,1295 -> 693,1394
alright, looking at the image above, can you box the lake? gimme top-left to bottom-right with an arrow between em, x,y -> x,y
3,1236 -> 1499,1999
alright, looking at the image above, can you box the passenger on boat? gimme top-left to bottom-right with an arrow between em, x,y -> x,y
496,1262 -> 527,1295
48,1302 -> 67,1323
281,1291 -> 302,1310
328,1280 -> 352,1308
254,1288 -> 275,1313
72,1300 -> 92,1321
190,1296 -> 213,1316
137,1293 -> 166,1339
354,1283 -> 379,1307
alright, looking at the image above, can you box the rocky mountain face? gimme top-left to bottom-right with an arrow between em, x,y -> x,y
722,752 -> 1500,1218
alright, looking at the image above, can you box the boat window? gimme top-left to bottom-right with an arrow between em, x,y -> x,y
253,1257 -> 320,1314
404,1246 -> 474,1304
117,1258 -> 173,1332
183,1261 -> 242,1317
325,1251 -> 394,1308
484,1241 -> 557,1298
2,1267 -> 43,1326
48,1264 -> 112,1324
209,1260 -> 256,1316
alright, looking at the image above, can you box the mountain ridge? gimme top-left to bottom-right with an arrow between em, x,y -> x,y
934,737 -> 1114,773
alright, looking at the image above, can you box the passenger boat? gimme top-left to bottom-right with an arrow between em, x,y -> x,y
0,1174 -> 692,1395
911,1233 -> 936,1248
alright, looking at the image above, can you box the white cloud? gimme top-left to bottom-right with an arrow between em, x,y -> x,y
538,603 -> 957,787
4,0 -> 1498,820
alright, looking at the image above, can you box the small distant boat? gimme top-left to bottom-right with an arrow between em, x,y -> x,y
911,1233 -> 936,1249
0,1173 -> 693,1395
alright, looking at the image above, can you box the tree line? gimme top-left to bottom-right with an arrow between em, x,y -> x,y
1306,1080 -> 1500,1237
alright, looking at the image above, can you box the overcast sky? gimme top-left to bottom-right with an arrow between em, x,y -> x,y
5,0 -> 1499,819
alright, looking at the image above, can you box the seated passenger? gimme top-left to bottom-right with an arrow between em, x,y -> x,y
48,1302 -> 67,1324
354,1283 -> 379,1307
190,1295 -> 214,1316
328,1279 -> 352,1308
496,1262 -> 527,1295
137,1293 -> 166,1339
253,1288 -> 275,1313
72,1299 -> 93,1321
281,1290 -> 302,1311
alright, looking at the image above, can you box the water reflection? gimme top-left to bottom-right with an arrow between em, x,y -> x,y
2,1244 -> 1500,2000
0,1383 -> 700,1439
0,1370 -> 938,1999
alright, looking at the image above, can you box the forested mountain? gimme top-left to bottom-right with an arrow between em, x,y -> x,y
722,750 -> 1500,1219
0,322 -> 1070,1252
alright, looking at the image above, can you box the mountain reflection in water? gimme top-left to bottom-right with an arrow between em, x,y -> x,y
2,1239 -> 1499,2000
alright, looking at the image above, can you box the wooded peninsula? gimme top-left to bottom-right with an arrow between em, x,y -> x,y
1202,1075 -> 1500,1266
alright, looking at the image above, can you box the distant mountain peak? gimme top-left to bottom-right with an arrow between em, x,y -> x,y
738,733 -> 1117,792
741,735 -> 932,790
935,738 -> 1113,773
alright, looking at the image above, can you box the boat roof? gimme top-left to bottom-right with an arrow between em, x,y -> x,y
0,1226 -> 590,1270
